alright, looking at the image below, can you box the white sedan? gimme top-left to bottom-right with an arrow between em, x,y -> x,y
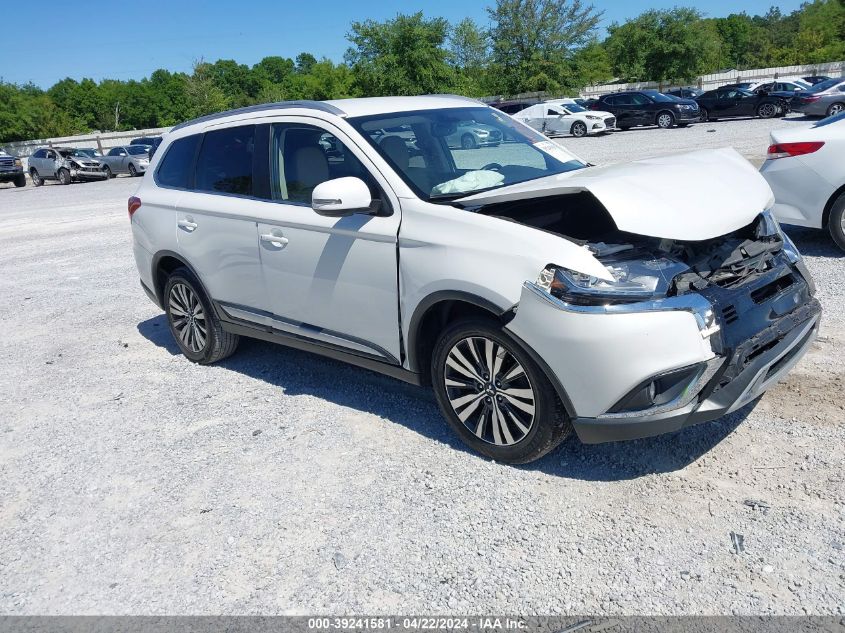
760,113 -> 845,250
513,100 -> 616,137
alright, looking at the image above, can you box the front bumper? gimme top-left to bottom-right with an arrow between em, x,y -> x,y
72,168 -> 109,180
574,299 -> 820,442
0,167 -> 24,181
676,109 -> 700,123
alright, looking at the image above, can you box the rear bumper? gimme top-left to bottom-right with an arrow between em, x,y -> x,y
574,298 -> 820,443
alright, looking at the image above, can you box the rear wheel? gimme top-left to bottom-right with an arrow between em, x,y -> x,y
128,163 -> 138,177
431,318 -> 572,464
571,121 -> 588,137
13,174 -> 26,188
829,192 -> 845,252
164,267 -> 239,364
30,168 -> 43,187
758,102 -> 778,118
656,111 -> 675,129
827,102 -> 845,117
57,168 -> 71,185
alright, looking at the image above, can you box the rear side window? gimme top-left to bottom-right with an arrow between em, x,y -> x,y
156,135 -> 200,189
195,125 -> 255,196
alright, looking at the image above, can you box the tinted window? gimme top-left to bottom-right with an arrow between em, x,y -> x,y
195,125 -> 255,196
156,134 -> 200,189
108,148 -> 123,156
33,149 -> 45,158
270,123 -> 377,205
127,146 -> 148,155
630,94 -> 651,105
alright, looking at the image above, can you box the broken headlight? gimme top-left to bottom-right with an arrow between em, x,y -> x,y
538,257 -> 690,305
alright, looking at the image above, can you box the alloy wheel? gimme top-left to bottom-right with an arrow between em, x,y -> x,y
658,113 -> 673,128
759,103 -> 776,118
443,336 -> 535,446
572,122 -> 587,137
168,282 -> 208,353
829,103 -> 844,117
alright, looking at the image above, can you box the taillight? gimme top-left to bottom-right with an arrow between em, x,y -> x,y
801,96 -> 821,103
767,141 -> 824,159
128,196 -> 142,219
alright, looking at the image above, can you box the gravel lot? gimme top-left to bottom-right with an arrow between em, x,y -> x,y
1,114 -> 843,616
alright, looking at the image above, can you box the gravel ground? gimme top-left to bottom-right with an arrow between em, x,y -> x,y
1,118 -> 843,616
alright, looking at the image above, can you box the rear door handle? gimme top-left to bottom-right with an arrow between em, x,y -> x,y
177,219 -> 198,232
260,232 -> 289,248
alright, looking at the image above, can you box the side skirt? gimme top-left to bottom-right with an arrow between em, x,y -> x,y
220,320 -> 424,386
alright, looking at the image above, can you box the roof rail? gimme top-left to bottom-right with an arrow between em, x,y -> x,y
170,100 -> 346,132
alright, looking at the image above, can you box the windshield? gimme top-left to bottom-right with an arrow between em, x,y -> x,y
809,77 -> 844,92
644,91 -> 675,103
349,107 -> 585,201
564,103 -> 587,113
72,148 -> 98,158
127,146 -> 149,155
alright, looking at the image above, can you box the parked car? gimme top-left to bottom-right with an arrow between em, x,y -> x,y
513,100 -> 615,137
755,80 -> 812,94
130,96 -> 819,463
99,145 -> 150,177
0,150 -> 26,188
721,82 -> 759,91
802,76 -> 830,85
666,87 -> 703,99
695,88 -> 788,121
132,136 -> 163,158
491,99 -> 539,115
74,147 -> 103,159
589,90 -> 699,129
444,121 -> 502,149
28,146 -> 109,186
573,98 -> 597,108
790,77 -> 845,118
760,112 -> 845,250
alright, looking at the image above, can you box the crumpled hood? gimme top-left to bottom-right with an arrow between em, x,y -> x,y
458,148 -> 774,241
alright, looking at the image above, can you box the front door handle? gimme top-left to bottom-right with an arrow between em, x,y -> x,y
260,232 -> 289,248
177,219 -> 198,232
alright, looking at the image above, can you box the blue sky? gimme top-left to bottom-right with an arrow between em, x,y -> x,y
1,0 -> 804,88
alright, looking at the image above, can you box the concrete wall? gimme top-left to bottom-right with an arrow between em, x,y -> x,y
1,127 -> 171,159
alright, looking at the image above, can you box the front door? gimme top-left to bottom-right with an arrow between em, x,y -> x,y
254,120 -> 403,363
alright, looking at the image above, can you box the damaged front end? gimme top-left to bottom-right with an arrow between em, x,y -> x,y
504,209 -> 821,443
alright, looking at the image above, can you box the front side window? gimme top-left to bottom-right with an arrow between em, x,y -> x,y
349,106 -> 585,201
156,134 -> 200,189
270,123 -> 378,205
194,125 -> 255,196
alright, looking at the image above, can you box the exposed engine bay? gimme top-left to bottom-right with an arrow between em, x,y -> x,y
475,192 -> 784,298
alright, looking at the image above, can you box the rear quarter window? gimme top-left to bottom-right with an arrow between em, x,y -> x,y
156,135 -> 200,189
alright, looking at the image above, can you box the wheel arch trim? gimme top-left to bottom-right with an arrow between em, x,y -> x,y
822,184 -> 845,229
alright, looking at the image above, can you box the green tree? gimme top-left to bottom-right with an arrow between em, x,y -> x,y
606,8 -> 720,83
345,12 -> 457,96
184,59 -> 230,118
571,39 -> 614,86
796,0 -> 845,63
487,0 -> 602,94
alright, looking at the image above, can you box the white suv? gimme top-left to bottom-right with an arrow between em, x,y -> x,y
130,95 -> 820,463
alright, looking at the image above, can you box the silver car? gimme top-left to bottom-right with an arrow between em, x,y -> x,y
28,147 -> 108,186
444,121 -> 503,149
99,145 -> 150,178
791,77 -> 845,117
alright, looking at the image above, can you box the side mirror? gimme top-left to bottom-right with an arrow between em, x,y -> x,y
311,177 -> 374,217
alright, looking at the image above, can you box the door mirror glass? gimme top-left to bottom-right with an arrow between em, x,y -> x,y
311,177 -> 373,217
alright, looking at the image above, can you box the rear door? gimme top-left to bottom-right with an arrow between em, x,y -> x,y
174,124 -> 265,314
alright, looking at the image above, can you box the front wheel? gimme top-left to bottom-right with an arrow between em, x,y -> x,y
461,133 -> 477,150
128,163 -> 138,177
699,108 -> 709,122
103,165 -> 114,179
827,102 -> 845,118
431,318 -> 572,464
30,168 -> 43,186
656,111 -> 675,128
758,102 -> 778,119
164,268 -> 240,364
829,192 -> 845,252
571,121 -> 588,137
14,174 -> 26,188
57,168 -> 71,185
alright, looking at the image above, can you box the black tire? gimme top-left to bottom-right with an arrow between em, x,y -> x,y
829,192 -> 845,252
30,168 -> 43,187
164,267 -> 239,364
618,125 -> 631,131
757,102 -> 778,119
103,165 -> 114,179
461,133 -> 477,150
827,102 -> 845,118
431,317 -> 572,464
699,108 -> 709,122
656,111 -> 675,129
14,173 -> 26,188
57,168 -> 71,185
128,163 -> 138,177
571,121 -> 588,137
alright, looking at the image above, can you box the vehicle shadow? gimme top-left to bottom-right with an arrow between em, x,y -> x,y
782,225 -> 842,258
138,314 -> 753,481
